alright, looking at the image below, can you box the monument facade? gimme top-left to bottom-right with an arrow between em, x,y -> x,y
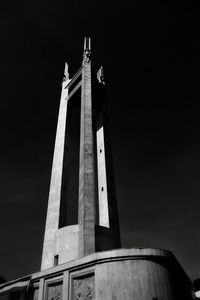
0,38 -> 192,300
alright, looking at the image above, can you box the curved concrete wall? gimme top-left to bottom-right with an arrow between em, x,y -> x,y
55,225 -> 79,264
95,255 -> 191,299
0,248 -> 192,300
40,248 -> 192,299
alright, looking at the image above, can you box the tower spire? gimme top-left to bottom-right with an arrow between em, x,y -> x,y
83,37 -> 91,63
63,62 -> 69,80
84,36 -> 91,50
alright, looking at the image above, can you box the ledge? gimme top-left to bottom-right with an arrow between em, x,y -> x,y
32,247 -> 172,280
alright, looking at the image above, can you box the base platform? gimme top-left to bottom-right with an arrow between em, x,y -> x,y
0,248 -> 192,300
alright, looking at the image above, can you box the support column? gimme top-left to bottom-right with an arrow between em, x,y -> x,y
41,64 -> 70,270
38,278 -> 44,300
78,38 -> 96,257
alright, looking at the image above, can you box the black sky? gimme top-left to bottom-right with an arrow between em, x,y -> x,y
0,0 -> 198,281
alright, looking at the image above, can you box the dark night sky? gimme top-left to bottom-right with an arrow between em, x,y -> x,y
0,0 -> 199,281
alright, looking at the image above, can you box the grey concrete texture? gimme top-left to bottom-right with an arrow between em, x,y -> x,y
78,56 -> 96,258
41,76 -> 70,270
41,39 -> 122,270
0,248 -> 192,300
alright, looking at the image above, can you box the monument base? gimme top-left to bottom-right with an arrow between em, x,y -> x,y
0,248 -> 192,300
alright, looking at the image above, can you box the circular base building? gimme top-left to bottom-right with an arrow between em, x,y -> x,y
0,248 -> 192,300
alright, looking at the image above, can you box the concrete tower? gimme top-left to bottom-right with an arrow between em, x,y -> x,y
0,38 -> 192,300
41,37 -> 121,270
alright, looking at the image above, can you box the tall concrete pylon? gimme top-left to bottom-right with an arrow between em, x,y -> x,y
0,38 -> 192,300
41,37 -> 121,270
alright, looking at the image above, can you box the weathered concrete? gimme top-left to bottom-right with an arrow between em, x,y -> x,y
41,64 -> 70,270
96,126 -> 109,228
54,225 -> 79,264
0,248 -> 192,300
94,71 -> 121,250
0,38 -> 193,300
41,39 -> 121,270
78,38 -> 96,257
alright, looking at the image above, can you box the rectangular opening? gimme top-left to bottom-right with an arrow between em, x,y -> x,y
68,73 -> 82,95
59,88 -> 81,228
54,255 -> 59,266
27,287 -> 39,300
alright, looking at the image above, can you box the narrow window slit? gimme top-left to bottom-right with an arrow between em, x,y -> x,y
54,255 -> 59,266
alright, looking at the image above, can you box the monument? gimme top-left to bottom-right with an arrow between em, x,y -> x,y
0,38 -> 193,299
